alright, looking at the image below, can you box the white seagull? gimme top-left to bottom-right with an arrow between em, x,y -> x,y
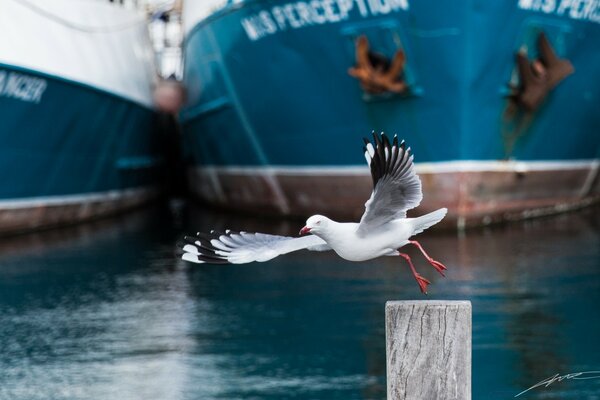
180,132 -> 448,294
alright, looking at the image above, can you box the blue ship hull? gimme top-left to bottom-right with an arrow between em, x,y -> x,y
0,64 -> 162,233
181,0 -> 600,226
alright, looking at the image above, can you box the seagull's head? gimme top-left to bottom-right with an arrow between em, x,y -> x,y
299,215 -> 330,236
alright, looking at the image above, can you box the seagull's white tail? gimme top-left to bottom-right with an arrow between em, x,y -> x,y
412,208 -> 447,235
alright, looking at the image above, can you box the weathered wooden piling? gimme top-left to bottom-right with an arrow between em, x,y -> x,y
386,300 -> 472,400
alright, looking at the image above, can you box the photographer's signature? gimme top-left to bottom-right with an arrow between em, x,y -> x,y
515,371 -> 600,397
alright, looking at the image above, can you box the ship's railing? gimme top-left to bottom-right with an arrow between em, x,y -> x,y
106,0 -> 183,79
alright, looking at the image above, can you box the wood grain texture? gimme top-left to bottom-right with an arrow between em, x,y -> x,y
386,301 -> 471,400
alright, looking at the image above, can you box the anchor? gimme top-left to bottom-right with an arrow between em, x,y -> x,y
348,35 -> 407,94
509,32 -> 574,112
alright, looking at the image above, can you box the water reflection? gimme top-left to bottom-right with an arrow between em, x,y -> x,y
0,202 -> 598,399
448,212 -> 600,399
0,206 -> 195,400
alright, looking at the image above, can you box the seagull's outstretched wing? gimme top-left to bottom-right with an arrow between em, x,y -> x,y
357,132 -> 422,236
179,230 -> 331,264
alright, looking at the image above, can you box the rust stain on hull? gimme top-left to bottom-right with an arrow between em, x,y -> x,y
188,166 -> 600,229
0,188 -> 159,236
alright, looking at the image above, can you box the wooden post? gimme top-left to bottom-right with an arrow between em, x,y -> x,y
386,300 -> 472,400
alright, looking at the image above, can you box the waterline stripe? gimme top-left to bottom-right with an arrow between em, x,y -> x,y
193,160 -> 599,176
0,187 -> 157,210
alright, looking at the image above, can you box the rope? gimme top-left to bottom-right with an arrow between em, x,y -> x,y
8,0 -> 147,33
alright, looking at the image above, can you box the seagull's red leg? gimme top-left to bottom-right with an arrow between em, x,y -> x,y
408,240 -> 447,276
399,252 -> 431,294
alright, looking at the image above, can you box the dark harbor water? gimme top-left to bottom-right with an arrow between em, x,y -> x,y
0,202 -> 599,400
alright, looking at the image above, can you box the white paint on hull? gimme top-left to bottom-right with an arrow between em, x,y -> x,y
192,159 -> 600,176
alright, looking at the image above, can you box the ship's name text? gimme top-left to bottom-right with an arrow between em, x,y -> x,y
518,0 -> 600,23
0,70 -> 47,104
241,0 -> 409,41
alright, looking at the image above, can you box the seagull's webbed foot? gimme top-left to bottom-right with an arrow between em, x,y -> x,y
399,252 -> 431,295
409,240 -> 447,277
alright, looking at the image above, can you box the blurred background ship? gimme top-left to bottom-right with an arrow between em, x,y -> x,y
0,0 -> 168,234
1,0 -> 598,234
179,0 -> 600,228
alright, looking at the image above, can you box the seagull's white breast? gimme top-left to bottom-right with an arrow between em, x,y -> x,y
318,220 -> 415,262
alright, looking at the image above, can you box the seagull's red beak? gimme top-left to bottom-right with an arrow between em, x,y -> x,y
299,226 -> 311,236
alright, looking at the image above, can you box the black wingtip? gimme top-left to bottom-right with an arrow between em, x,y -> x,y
196,232 -> 215,242
374,131 -> 384,151
195,255 -> 230,264
179,232 -> 233,265
382,132 -> 391,148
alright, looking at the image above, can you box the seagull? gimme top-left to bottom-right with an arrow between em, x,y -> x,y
180,132 -> 448,294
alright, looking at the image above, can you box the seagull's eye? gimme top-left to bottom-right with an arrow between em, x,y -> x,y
316,221 -> 321,225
